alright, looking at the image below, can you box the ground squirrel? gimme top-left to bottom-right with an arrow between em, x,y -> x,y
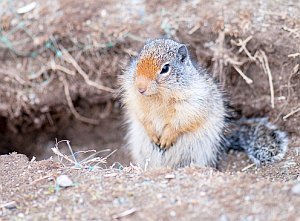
121,39 -> 288,169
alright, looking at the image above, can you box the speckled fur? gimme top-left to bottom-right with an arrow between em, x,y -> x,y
120,38 -> 288,169
225,117 -> 289,165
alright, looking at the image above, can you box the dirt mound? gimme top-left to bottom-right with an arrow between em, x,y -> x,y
0,0 -> 300,159
1,153 -> 300,220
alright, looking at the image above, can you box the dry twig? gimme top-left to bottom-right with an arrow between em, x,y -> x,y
288,53 -> 300,58
232,65 -> 253,84
188,24 -> 201,35
231,36 -> 255,60
283,106 -> 300,120
112,208 -> 138,219
241,163 -> 256,172
254,50 -> 275,108
212,33 -> 253,85
0,68 -> 28,85
282,26 -> 300,38
30,174 -> 54,185
51,140 -> 77,165
29,60 -> 75,80
61,76 -> 99,125
275,64 -> 299,122
60,46 -> 115,93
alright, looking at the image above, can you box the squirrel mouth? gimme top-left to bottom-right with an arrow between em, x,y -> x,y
139,92 -> 154,97
136,87 -> 158,97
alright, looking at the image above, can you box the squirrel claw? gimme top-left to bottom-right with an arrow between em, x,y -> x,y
144,125 -> 159,144
151,134 -> 159,144
159,139 -> 173,149
157,126 -> 178,149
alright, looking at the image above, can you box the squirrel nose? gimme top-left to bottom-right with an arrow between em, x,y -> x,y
138,87 -> 147,94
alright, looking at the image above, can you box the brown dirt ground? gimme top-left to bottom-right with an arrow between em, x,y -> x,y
1,0 -> 300,220
0,0 -> 299,158
1,153 -> 300,220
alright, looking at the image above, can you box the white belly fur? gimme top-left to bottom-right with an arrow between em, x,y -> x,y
127,115 -> 223,169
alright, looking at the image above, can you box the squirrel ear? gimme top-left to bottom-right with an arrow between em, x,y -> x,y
177,44 -> 188,63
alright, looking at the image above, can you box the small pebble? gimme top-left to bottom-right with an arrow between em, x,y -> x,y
56,175 -> 74,188
291,183 -> 300,195
113,197 -> 127,206
18,213 -> 25,218
165,174 -> 176,179
3,201 -> 17,210
244,195 -> 250,201
170,210 -> 176,217
219,214 -> 229,221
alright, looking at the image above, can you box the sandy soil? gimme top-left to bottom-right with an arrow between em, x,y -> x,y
1,153 -> 300,221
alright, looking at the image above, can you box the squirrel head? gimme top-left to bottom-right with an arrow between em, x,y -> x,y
134,39 -> 191,96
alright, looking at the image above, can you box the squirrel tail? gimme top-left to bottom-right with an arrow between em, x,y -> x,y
224,117 -> 289,165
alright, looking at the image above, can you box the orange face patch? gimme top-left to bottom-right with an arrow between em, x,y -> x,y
136,57 -> 160,80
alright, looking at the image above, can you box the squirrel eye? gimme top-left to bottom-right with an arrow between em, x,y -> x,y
160,64 -> 170,74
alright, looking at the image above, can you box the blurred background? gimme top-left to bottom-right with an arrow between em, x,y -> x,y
0,0 -> 299,165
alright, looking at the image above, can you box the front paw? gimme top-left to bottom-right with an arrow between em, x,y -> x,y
159,138 -> 173,149
143,124 -> 159,144
158,126 -> 178,149
150,133 -> 159,145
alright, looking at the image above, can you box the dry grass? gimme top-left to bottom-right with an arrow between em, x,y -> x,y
51,139 -> 113,169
